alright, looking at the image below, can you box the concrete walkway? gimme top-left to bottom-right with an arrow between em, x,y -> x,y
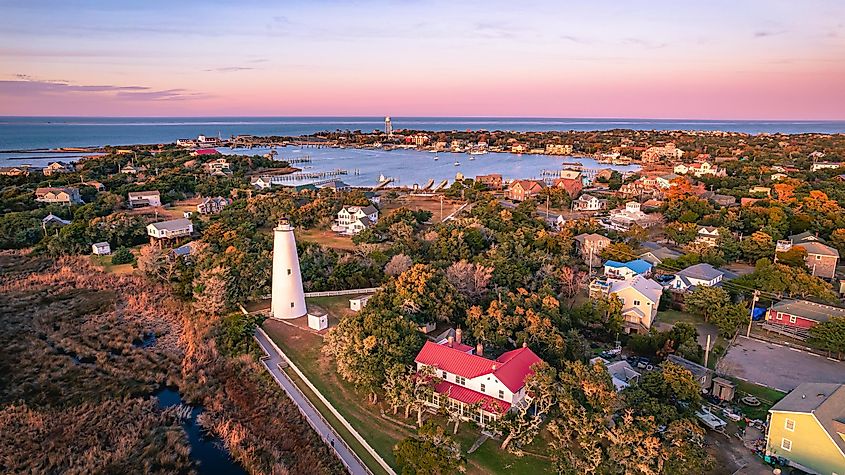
254,330 -> 371,475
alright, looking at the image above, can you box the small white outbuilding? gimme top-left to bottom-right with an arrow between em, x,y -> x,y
92,242 -> 111,255
307,313 -> 328,331
349,294 -> 372,312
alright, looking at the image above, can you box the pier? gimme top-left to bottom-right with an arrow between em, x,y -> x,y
262,169 -> 349,184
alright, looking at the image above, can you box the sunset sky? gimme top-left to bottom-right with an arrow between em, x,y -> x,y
1,0 -> 844,119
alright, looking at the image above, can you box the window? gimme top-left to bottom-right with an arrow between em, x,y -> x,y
498,390 -> 505,399
480,384 -> 486,393
442,371 -> 447,379
776,313 -> 783,321
781,438 -> 792,451
287,269 -> 291,275
789,315 -> 797,324
290,302 -> 294,308
456,376 -> 466,385
633,300 -> 641,306
784,418 -> 795,431
816,255 -> 822,260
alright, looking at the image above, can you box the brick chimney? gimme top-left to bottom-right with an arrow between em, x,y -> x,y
476,342 -> 483,357
447,335 -> 455,347
455,328 -> 463,344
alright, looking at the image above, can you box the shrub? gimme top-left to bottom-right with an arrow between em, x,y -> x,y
111,247 -> 135,265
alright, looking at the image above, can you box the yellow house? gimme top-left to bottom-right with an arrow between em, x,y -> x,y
766,383 -> 845,475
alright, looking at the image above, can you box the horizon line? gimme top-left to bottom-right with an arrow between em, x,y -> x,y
2,115 -> 845,122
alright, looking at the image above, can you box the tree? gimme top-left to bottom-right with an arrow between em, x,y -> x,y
410,365 -> 440,426
391,264 -> 464,324
683,286 -> 729,322
497,362 -> 557,454
808,316 -> 845,359
393,421 -> 465,475
322,305 -> 424,401
445,260 -> 493,302
604,411 -> 665,474
710,302 -> 748,337
193,266 -> 228,316
136,244 -> 169,280
740,231 -> 775,263
558,266 -> 586,299
829,229 -> 845,257
776,246 -> 808,269
385,253 -> 413,276
383,364 -> 416,416
665,222 -> 699,245
600,242 -> 636,262
110,247 -> 134,265
623,224 -> 648,246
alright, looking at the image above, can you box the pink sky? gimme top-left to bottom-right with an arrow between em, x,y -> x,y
2,1 -> 844,119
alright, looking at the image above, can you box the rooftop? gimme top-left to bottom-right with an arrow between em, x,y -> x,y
415,340 -> 542,393
677,263 -> 724,281
770,383 -> 845,456
149,218 -> 192,232
770,299 -> 845,323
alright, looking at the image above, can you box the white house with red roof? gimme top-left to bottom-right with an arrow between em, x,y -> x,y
414,338 -> 543,427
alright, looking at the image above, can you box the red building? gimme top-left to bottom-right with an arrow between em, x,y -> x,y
766,299 -> 845,332
552,170 -> 583,197
506,179 -> 545,201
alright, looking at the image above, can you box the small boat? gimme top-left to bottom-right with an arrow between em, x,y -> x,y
434,154 -> 439,161
468,155 -> 475,161
454,161 -> 460,166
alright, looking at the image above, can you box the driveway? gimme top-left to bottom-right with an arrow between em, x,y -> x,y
717,336 -> 845,392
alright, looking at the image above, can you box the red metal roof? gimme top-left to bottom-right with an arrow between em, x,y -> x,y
194,148 -> 219,155
435,381 -> 511,413
415,341 -> 542,392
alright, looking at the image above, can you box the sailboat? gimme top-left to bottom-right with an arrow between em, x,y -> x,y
434,153 -> 439,161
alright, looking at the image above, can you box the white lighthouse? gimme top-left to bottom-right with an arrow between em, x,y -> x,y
271,218 -> 306,320
385,116 -> 393,137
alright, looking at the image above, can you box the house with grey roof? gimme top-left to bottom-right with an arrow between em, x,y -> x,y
333,205 -> 379,235
782,232 -> 840,280
638,242 -> 683,265
147,218 -> 193,240
667,263 -> 729,291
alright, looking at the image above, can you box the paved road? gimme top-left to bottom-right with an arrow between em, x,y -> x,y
254,330 -> 370,475
717,336 -> 845,393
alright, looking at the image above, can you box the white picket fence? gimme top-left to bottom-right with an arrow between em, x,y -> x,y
304,288 -> 380,298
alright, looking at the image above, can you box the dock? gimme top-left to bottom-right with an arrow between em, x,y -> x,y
431,179 -> 449,192
372,177 -> 394,190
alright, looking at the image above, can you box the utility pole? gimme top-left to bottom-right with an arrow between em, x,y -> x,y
746,289 -> 760,338
704,334 -> 712,368
440,195 -> 444,222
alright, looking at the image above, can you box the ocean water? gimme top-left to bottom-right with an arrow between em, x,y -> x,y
1,116 -> 844,152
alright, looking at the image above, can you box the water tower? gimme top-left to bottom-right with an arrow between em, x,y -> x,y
271,218 -> 306,320
385,116 -> 393,137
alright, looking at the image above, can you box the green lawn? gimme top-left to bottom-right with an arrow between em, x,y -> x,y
295,228 -> 358,251
733,380 -> 786,421
89,253 -> 136,274
263,319 -> 551,474
656,309 -> 701,325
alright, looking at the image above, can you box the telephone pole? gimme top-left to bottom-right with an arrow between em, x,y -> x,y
746,289 -> 760,338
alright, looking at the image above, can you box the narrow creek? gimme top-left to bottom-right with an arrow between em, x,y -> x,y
154,388 -> 247,475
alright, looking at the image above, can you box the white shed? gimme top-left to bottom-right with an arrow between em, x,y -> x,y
307,313 -> 328,331
92,242 -> 111,255
349,294 -> 372,312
